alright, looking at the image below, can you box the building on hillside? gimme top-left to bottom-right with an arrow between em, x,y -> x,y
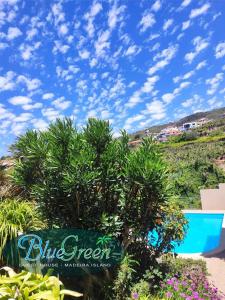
156,126 -> 181,142
182,122 -> 200,131
182,118 -> 210,131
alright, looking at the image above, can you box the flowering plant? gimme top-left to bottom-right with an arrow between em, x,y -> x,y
159,266 -> 223,300
131,266 -> 224,300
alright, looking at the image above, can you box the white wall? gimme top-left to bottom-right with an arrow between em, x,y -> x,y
201,185 -> 225,210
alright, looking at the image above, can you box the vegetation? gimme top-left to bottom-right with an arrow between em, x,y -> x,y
8,118 -> 187,299
0,117 -> 223,299
0,267 -> 82,299
0,199 -> 44,259
129,256 -> 223,300
164,141 -> 225,208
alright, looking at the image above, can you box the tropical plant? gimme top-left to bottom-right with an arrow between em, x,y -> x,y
11,118 -> 187,299
113,255 -> 139,300
11,118 -> 186,258
0,266 -> 82,299
0,199 -> 44,259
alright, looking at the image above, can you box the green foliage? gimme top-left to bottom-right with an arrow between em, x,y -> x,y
12,118 -> 186,259
0,267 -> 82,299
0,199 -> 44,259
161,254 -> 207,276
11,118 -> 187,300
128,257 -> 209,300
164,141 -> 225,208
113,255 -> 139,300
169,131 -> 197,144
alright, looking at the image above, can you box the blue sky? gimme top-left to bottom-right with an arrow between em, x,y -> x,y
0,0 -> 225,156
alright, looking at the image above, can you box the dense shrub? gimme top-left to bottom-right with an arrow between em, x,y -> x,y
161,255 -> 207,276
12,118 -> 186,257
11,118 -> 186,299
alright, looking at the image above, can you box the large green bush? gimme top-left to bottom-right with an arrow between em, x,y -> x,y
11,118 -> 186,299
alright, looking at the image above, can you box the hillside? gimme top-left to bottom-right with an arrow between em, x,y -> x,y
128,107 -> 225,209
130,107 -> 225,139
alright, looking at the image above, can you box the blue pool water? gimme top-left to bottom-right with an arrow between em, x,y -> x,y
149,213 -> 224,254
175,213 -> 224,254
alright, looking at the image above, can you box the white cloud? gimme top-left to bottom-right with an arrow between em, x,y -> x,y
42,93 -> 54,100
8,96 -> 32,106
42,107 -> 61,121
52,97 -> 72,110
90,58 -> 98,67
58,23 -> 68,35
17,75 -> 41,91
215,42 -> 225,59
26,28 -> 38,40
32,118 -> 48,130
0,71 -> 16,91
182,98 -> 195,108
108,3 -> 125,30
190,3 -> 210,19
162,81 -> 190,104
181,0 -> 191,8
0,42 -> 8,50
53,41 -> 70,54
182,20 -> 191,31
196,60 -> 207,70
141,75 -> 159,93
125,45 -> 140,56
173,70 -> 194,83
126,76 -> 159,108
162,93 -> 175,104
163,19 -> 173,31
139,12 -> 155,32
151,0 -> 161,12
22,103 -> 43,110
185,36 -> 209,64
11,122 -> 27,135
84,1 -> 102,38
14,113 -> 33,122
95,30 -> 110,57
7,27 -> 22,40
149,45 -> 178,75
206,73 -> 223,95
145,100 -> 166,120
124,114 -> 145,130
79,49 -> 90,59
19,42 -> 41,60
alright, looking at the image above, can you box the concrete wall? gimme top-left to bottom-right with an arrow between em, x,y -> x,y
201,184 -> 225,210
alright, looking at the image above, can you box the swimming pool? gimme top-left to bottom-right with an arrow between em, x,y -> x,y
174,213 -> 224,254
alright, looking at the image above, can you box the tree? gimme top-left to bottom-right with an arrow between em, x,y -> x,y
11,118 -> 186,297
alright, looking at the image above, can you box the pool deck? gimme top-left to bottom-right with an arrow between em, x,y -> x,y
179,210 -> 225,297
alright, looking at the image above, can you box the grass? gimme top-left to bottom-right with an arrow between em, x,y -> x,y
160,133 -> 225,149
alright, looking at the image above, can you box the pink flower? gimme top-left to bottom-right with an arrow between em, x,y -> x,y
166,291 -> 172,298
